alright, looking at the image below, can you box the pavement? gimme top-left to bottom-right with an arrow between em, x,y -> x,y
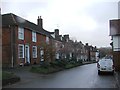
114,72 -> 120,90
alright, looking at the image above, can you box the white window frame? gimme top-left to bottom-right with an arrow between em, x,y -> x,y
55,42 -> 58,48
32,46 -> 37,58
46,36 -> 49,44
40,49 -> 44,61
62,44 -> 64,48
18,27 -> 24,40
70,53 -> 72,58
18,44 -> 24,58
56,53 -> 59,59
32,31 -> 37,42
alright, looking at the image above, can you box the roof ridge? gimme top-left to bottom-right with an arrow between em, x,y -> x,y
2,13 -> 53,38
3,13 -> 38,26
10,13 -> 17,24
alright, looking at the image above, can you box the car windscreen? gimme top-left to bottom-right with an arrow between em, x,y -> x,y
99,59 -> 113,66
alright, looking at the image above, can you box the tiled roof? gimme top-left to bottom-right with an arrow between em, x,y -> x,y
2,13 -> 52,38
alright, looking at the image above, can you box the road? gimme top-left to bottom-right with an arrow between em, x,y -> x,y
3,63 -> 117,88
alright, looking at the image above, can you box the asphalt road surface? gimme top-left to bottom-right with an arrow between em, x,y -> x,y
3,63 -> 117,88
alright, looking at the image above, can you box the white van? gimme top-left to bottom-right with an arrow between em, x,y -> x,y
97,57 -> 114,75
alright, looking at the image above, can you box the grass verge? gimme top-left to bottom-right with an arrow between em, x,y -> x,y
2,71 -> 20,86
30,66 -> 63,74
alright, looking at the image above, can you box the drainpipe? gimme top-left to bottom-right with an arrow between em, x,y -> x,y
9,25 -> 14,68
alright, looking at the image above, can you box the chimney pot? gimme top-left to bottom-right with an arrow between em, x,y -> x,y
37,16 -> 43,28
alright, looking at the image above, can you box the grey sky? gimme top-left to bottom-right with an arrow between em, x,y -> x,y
1,0 -> 119,48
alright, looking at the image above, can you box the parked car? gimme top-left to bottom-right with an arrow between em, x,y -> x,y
97,57 -> 114,75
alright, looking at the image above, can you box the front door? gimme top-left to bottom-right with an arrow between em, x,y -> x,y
25,45 -> 30,63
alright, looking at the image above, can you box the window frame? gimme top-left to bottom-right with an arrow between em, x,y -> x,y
32,46 -> 37,58
18,44 -> 24,58
32,31 -> 37,42
40,48 -> 44,61
18,27 -> 24,40
46,36 -> 49,44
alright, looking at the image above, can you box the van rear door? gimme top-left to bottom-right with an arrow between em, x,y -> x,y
100,59 -> 113,70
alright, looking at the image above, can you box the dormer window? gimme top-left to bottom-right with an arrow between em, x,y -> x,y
18,27 -> 24,40
32,31 -> 37,42
51,34 -> 55,38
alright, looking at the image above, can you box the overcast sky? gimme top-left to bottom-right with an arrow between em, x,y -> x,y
1,0 -> 119,48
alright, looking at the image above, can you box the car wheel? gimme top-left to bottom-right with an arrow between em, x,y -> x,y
98,70 -> 101,75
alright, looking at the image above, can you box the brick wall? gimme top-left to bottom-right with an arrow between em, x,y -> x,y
2,25 -> 50,67
113,51 -> 120,71
15,27 -> 47,65
2,27 -> 11,67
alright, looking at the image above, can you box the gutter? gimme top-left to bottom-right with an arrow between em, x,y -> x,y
10,13 -> 17,68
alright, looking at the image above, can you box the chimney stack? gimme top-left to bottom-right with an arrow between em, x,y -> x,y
86,43 -> 88,46
64,34 -> 69,42
55,29 -> 59,39
37,16 -> 43,29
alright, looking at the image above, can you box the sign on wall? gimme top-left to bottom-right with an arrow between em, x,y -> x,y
110,20 -> 120,36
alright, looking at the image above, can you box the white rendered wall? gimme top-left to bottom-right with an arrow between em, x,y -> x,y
113,36 -> 120,51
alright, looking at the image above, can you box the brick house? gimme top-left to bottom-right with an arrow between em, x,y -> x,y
2,13 -> 53,67
62,35 -> 74,60
84,43 -> 97,62
84,43 -> 90,61
50,29 -> 89,62
2,13 -> 98,68
90,46 -> 97,61
51,29 -> 73,60
50,29 -> 66,60
109,19 -> 120,71
73,41 -> 83,61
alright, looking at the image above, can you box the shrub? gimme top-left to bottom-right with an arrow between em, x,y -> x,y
78,60 -> 83,64
57,60 -> 67,68
50,61 -> 59,67
65,64 -> 74,69
40,62 -> 50,69
30,66 -> 48,74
